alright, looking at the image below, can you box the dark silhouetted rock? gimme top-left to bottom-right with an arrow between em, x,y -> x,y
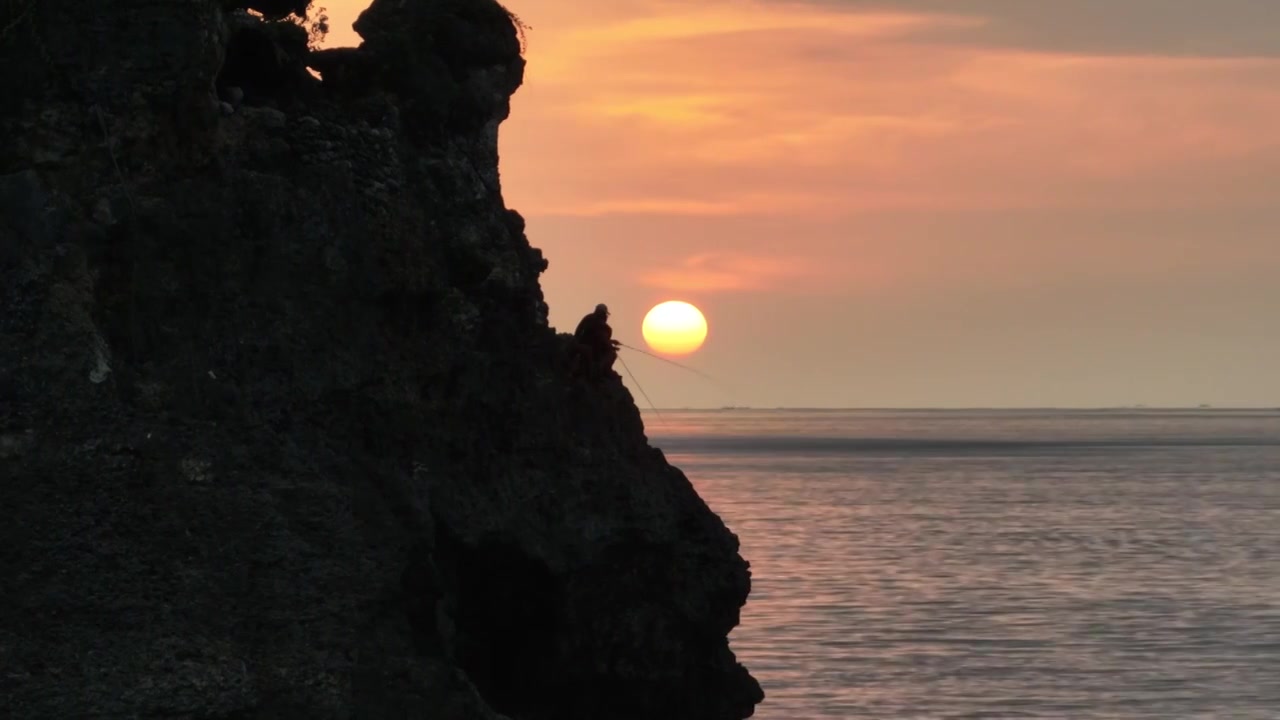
223,0 -> 310,21
217,10 -> 317,108
0,1 -> 763,719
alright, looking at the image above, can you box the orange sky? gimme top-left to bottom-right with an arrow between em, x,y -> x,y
322,0 -> 1280,408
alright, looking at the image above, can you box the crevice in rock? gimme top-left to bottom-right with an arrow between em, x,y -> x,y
401,539 -> 448,654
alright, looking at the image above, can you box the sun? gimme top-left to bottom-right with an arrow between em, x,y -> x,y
642,301 -> 708,355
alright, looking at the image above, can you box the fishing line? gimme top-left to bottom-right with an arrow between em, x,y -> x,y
618,353 -> 665,426
617,342 -> 724,386
617,341 -> 741,407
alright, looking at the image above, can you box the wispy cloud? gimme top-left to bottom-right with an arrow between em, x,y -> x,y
532,191 -> 846,217
796,0 -> 1280,58
496,0 -> 1280,219
639,252 -> 833,292
541,6 -> 977,66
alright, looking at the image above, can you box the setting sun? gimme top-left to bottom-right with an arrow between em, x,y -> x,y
642,301 -> 708,355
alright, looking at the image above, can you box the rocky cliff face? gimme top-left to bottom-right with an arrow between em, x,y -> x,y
0,1 -> 763,717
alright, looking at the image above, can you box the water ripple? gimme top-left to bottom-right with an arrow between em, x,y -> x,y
660,410 -> 1280,719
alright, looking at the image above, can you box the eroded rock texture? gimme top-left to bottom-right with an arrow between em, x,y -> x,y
0,0 -> 762,717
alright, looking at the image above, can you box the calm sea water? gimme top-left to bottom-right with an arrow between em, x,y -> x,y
647,409 -> 1280,720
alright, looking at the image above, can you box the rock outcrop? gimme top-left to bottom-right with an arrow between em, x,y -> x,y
0,0 -> 763,718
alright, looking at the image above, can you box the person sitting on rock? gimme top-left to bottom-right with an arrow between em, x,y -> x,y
571,303 -> 620,380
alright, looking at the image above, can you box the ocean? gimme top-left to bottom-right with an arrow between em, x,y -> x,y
647,409 -> 1280,720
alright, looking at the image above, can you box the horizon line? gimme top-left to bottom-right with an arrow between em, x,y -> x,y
639,405 -> 1280,412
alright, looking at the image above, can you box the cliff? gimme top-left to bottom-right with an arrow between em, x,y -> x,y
0,1 -> 763,718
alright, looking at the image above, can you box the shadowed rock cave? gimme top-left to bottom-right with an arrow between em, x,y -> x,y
215,9 -> 316,108
428,525 -> 565,718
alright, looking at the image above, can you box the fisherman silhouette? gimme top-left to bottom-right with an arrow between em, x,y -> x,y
571,303 -> 620,380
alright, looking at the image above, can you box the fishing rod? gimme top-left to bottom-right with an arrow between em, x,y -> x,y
617,354 -> 665,426
616,342 -> 724,386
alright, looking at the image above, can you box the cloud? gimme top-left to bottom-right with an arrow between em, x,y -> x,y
498,0 -> 1280,219
785,0 -> 1280,57
638,252 -> 830,292
537,5 -> 976,68
530,191 -> 845,217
